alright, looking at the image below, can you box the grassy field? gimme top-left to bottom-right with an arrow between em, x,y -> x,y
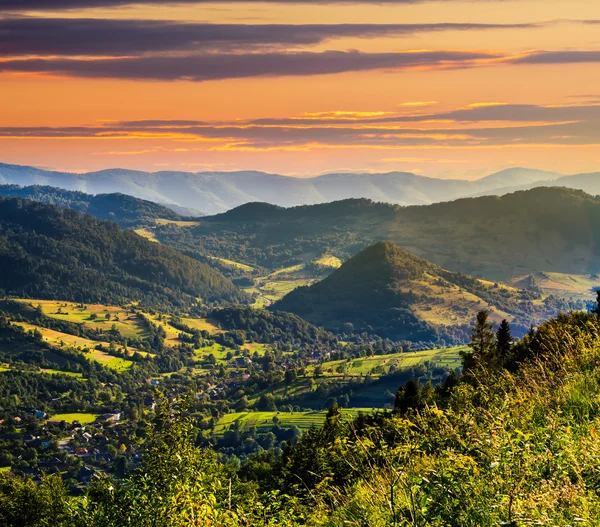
525,272 -> 600,301
269,264 -> 305,277
0,364 -> 84,377
207,256 -> 255,272
133,228 -> 159,243
308,346 -> 465,378
251,278 -> 315,302
24,300 -> 148,340
315,254 -> 342,268
49,412 -> 100,424
394,273 -> 514,327
13,322 -> 133,371
180,317 -> 222,334
250,346 -> 464,409
214,408 -> 372,433
155,218 -> 201,228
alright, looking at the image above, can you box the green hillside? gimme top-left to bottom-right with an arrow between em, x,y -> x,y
275,241 -> 573,342
0,197 -> 246,309
0,184 -> 189,228
154,187 -> 600,284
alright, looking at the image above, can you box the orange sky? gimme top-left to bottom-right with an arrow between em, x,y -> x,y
1,0 -> 600,178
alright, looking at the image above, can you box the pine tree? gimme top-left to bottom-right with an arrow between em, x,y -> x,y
471,310 -> 495,358
496,319 -> 512,362
461,310 -> 495,372
592,290 -> 600,318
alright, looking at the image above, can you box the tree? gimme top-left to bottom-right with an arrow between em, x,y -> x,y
395,379 -> 421,413
592,290 -> 600,319
461,310 -> 496,372
496,319 -> 512,362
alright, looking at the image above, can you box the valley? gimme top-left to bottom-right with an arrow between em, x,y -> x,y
1,182 -> 600,525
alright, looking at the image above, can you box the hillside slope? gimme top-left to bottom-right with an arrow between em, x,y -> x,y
0,184 -> 195,228
160,187 -> 600,282
0,197 -> 245,309
275,241 -> 573,343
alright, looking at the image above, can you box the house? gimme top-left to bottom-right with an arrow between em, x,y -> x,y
38,458 -> 68,472
96,413 -> 121,423
81,432 -> 92,442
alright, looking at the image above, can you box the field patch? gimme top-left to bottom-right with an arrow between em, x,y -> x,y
49,412 -> 100,424
24,300 -> 148,340
134,228 -> 159,243
310,346 -> 464,378
180,317 -> 222,334
155,218 -> 201,228
315,254 -> 342,269
13,322 -> 133,371
214,408 -> 371,434
207,256 -> 254,272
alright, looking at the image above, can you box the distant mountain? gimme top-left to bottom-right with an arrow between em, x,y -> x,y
274,241 -> 569,343
0,197 -> 245,309
0,162 -> 574,215
0,185 -> 196,228
159,187 -> 600,282
469,171 -> 600,199
469,167 -> 563,193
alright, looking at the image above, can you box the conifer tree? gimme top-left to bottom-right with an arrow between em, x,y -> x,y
496,319 -> 512,362
461,310 -> 495,372
592,290 -> 600,318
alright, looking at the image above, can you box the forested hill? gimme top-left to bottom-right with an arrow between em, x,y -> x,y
275,241 -> 573,343
156,187 -> 600,280
0,197 -> 246,309
0,184 -> 191,228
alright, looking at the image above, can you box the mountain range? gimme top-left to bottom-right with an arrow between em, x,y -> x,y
2,162 -> 598,215
155,187 -> 600,282
274,241 -> 570,343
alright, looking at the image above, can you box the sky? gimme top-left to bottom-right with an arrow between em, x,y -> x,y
1,0 -> 600,178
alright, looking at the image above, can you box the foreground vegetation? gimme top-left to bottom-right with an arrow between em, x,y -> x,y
3,308 -> 600,525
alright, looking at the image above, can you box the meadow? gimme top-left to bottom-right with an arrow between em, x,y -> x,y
26,300 -> 149,340
13,321 -> 133,372
214,408 -> 372,434
307,346 -> 465,378
49,412 -> 100,424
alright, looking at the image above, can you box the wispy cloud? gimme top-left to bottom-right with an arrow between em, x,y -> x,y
1,102 -> 600,151
0,50 -> 500,81
0,18 -> 542,57
512,50 -> 600,64
0,0 -> 523,11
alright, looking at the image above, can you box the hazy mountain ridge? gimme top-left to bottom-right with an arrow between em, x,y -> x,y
0,184 -> 197,228
0,162 -> 585,215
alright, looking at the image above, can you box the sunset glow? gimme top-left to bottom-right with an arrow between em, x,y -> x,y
1,0 -> 600,177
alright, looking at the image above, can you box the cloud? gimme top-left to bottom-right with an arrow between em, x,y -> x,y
0,50 -> 499,81
0,0 -> 515,11
512,50 -> 600,64
0,18 -> 539,57
250,103 -> 600,125
2,101 -> 600,150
